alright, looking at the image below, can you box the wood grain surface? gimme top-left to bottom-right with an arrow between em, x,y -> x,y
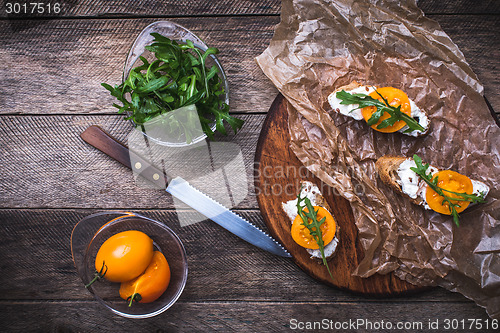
0,208 -> 493,330
0,301 -> 493,332
2,300 -> 493,332
1,0 -> 499,331
0,17 -> 280,115
0,0 -> 282,18
1,16 -> 499,116
0,114 -> 263,209
1,0 -> 499,18
0,208 -> 468,301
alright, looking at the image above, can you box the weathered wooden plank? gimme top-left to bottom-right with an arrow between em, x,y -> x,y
0,300 -> 495,332
0,0 -> 281,18
0,114 -> 263,209
0,0 -> 497,19
0,15 -> 499,116
418,0 -> 500,14
0,208 -> 476,304
0,17 -> 279,115
1,105 -> 498,210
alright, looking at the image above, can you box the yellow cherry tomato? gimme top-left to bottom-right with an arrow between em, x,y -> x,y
361,87 -> 412,133
426,170 -> 473,215
291,206 -> 336,249
119,251 -> 171,306
92,230 -> 154,283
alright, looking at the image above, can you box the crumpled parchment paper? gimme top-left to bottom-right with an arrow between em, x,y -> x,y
256,0 -> 500,319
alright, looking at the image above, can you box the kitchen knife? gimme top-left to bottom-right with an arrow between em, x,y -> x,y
166,176 -> 291,257
80,125 -> 291,258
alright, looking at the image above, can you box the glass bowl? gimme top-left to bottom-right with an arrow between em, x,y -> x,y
71,212 -> 188,318
123,21 -> 228,147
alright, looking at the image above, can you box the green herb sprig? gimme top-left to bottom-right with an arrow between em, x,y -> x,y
102,33 -> 244,140
336,89 -> 424,133
410,154 -> 486,226
296,192 -> 334,280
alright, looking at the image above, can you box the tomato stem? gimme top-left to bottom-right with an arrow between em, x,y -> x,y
127,293 -> 142,307
85,261 -> 107,288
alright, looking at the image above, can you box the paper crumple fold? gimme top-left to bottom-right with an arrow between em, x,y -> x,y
256,0 -> 500,319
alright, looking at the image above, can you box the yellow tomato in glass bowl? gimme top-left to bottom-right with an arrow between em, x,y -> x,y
87,230 -> 154,286
119,251 -> 171,306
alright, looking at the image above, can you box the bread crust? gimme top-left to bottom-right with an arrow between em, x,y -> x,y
376,155 -> 425,206
331,81 -> 370,104
334,81 -> 366,94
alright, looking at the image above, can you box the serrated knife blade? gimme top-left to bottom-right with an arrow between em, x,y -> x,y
166,177 -> 291,258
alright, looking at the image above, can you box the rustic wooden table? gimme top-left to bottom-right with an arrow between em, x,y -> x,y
0,1 -> 499,331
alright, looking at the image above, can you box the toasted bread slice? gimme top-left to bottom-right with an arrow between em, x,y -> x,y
328,81 -> 430,137
376,155 -> 427,206
282,181 -> 340,260
376,155 -> 490,210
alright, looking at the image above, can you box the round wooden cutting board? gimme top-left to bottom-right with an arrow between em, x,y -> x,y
254,94 -> 427,296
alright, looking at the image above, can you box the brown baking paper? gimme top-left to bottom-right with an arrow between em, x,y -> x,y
256,0 -> 500,318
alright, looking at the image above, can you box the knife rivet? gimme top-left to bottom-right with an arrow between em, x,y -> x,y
153,173 -> 160,180
135,162 -> 142,169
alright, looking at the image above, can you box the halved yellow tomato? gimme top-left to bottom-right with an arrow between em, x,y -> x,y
361,87 -> 412,133
291,206 -> 336,249
119,250 -> 171,306
426,170 -> 473,215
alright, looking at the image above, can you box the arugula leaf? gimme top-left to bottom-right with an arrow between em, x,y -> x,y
335,89 -> 425,133
410,154 -> 486,226
102,33 -> 244,142
296,191 -> 334,280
